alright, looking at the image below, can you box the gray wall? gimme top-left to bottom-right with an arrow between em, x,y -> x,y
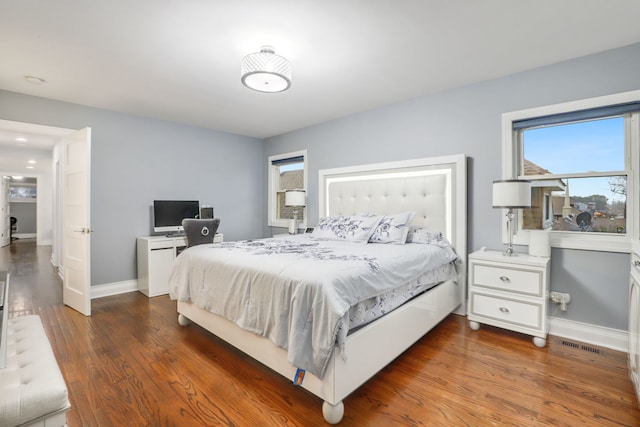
0,90 -> 265,286
264,43 -> 640,331
10,202 -> 36,234
1,42 -> 638,331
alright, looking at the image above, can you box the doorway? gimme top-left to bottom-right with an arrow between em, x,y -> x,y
6,176 -> 38,243
0,119 -> 91,315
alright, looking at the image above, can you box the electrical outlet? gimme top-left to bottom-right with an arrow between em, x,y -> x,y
550,291 -> 571,311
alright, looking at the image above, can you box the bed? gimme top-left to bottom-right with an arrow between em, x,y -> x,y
169,154 -> 467,423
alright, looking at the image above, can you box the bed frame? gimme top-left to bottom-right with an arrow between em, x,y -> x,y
177,154 -> 467,423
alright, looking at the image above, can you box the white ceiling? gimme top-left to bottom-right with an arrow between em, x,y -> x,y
0,120 -> 74,175
1,1 -> 640,153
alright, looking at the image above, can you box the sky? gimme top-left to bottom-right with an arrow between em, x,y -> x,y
523,117 -> 625,204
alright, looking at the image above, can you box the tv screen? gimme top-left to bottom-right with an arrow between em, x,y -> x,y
153,200 -> 199,234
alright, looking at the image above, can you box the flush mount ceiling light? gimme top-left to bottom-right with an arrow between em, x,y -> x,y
241,46 -> 291,93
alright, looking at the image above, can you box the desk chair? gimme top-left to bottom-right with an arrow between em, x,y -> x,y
182,218 -> 220,248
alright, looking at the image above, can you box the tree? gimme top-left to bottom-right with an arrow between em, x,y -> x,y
609,176 -> 627,198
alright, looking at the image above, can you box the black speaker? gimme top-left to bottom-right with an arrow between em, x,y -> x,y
200,206 -> 214,219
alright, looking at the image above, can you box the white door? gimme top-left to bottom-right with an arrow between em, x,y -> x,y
0,176 -> 9,247
63,128 -> 91,316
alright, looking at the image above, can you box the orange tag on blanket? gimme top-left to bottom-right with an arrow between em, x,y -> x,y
293,368 -> 305,386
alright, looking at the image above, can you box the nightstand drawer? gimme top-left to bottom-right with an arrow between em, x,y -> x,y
472,263 -> 543,297
470,293 -> 543,330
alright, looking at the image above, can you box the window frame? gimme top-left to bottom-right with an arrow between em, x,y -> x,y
502,90 -> 640,253
267,149 -> 308,229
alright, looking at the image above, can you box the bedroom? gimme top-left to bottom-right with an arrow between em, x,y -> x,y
1,1 -> 640,425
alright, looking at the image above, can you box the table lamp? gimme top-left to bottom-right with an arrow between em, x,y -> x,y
285,190 -> 306,234
492,180 -> 531,256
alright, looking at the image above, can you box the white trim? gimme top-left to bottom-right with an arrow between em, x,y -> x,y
12,233 -> 36,239
91,280 -> 138,299
267,149 -> 307,229
502,89 -> 640,253
549,316 -> 627,353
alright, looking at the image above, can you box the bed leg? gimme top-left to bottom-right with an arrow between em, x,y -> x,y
533,336 -> 546,348
322,401 -> 344,424
178,314 -> 190,326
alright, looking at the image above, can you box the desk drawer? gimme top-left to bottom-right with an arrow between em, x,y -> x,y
471,293 -> 542,330
148,240 -> 173,250
472,263 -> 543,296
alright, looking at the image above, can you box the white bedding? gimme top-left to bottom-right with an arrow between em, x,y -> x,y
168,234 -> 457,378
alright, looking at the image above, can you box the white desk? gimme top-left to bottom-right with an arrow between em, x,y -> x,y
137,234 -> 223,297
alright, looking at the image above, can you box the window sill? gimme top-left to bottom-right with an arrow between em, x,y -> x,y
513,231 -> 631,254
269,220 -> 308,229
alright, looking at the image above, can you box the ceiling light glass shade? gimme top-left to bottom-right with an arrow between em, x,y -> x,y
241,46 -> 292,93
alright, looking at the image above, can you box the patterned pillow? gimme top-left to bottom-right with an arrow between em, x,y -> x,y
310,215 -> 382,243
406,226 -> 449,247
368,211 -> 416,244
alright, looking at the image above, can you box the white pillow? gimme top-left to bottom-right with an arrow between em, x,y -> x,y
368,211 -> 416,244
310,215 -> 382,243
407,226 -> 450,247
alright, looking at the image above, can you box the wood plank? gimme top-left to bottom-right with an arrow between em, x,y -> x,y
3,240 -> 640,426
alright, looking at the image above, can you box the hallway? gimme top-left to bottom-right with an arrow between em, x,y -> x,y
1,239 -> 62,317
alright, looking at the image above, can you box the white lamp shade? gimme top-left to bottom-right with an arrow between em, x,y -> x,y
285,190 -> 306,207
492,180 -> 531,208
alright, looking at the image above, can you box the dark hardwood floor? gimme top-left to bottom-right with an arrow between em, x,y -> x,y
2,239 -> 640,426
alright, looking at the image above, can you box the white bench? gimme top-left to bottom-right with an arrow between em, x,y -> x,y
0,315 -> 71,427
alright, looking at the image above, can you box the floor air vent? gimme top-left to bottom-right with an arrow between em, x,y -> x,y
561,340 -> 601,355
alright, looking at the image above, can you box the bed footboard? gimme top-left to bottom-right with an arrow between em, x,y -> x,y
177,279 -> 458,424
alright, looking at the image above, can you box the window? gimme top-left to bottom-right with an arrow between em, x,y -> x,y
268,150 -> 307,228
503,91 -> 640,253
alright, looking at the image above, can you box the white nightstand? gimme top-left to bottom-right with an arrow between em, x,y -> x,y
468,249 -> 550,347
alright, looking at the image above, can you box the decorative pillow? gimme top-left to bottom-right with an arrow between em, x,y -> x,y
368,211 -> 416,244
310,215 -> 382,243
407,226 -> 447,245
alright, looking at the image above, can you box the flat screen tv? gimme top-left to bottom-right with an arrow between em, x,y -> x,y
153,200 -> 199,234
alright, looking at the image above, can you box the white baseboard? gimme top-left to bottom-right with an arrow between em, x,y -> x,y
78,283 -> 628,354
37,239 -> 52,246
13,233 -> 36,239
549,316 -> 628,353
91,280 -> 138,299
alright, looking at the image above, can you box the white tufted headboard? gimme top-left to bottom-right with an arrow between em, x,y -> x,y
318,154 -> 467,314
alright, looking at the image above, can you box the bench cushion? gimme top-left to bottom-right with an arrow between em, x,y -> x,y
0,315 -> 70,426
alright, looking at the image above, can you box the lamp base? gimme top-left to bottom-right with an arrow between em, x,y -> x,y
503,209 -> 519,256
288,218 -> 298,234
502,248 -> 519,256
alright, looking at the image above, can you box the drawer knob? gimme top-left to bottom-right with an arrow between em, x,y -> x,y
635,260 -> 640,267
499,276 -> 511,283
499,307 -> 510,314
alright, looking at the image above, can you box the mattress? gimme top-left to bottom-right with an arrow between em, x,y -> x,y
169,235 -> 458,377
346,262 -> 456,331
